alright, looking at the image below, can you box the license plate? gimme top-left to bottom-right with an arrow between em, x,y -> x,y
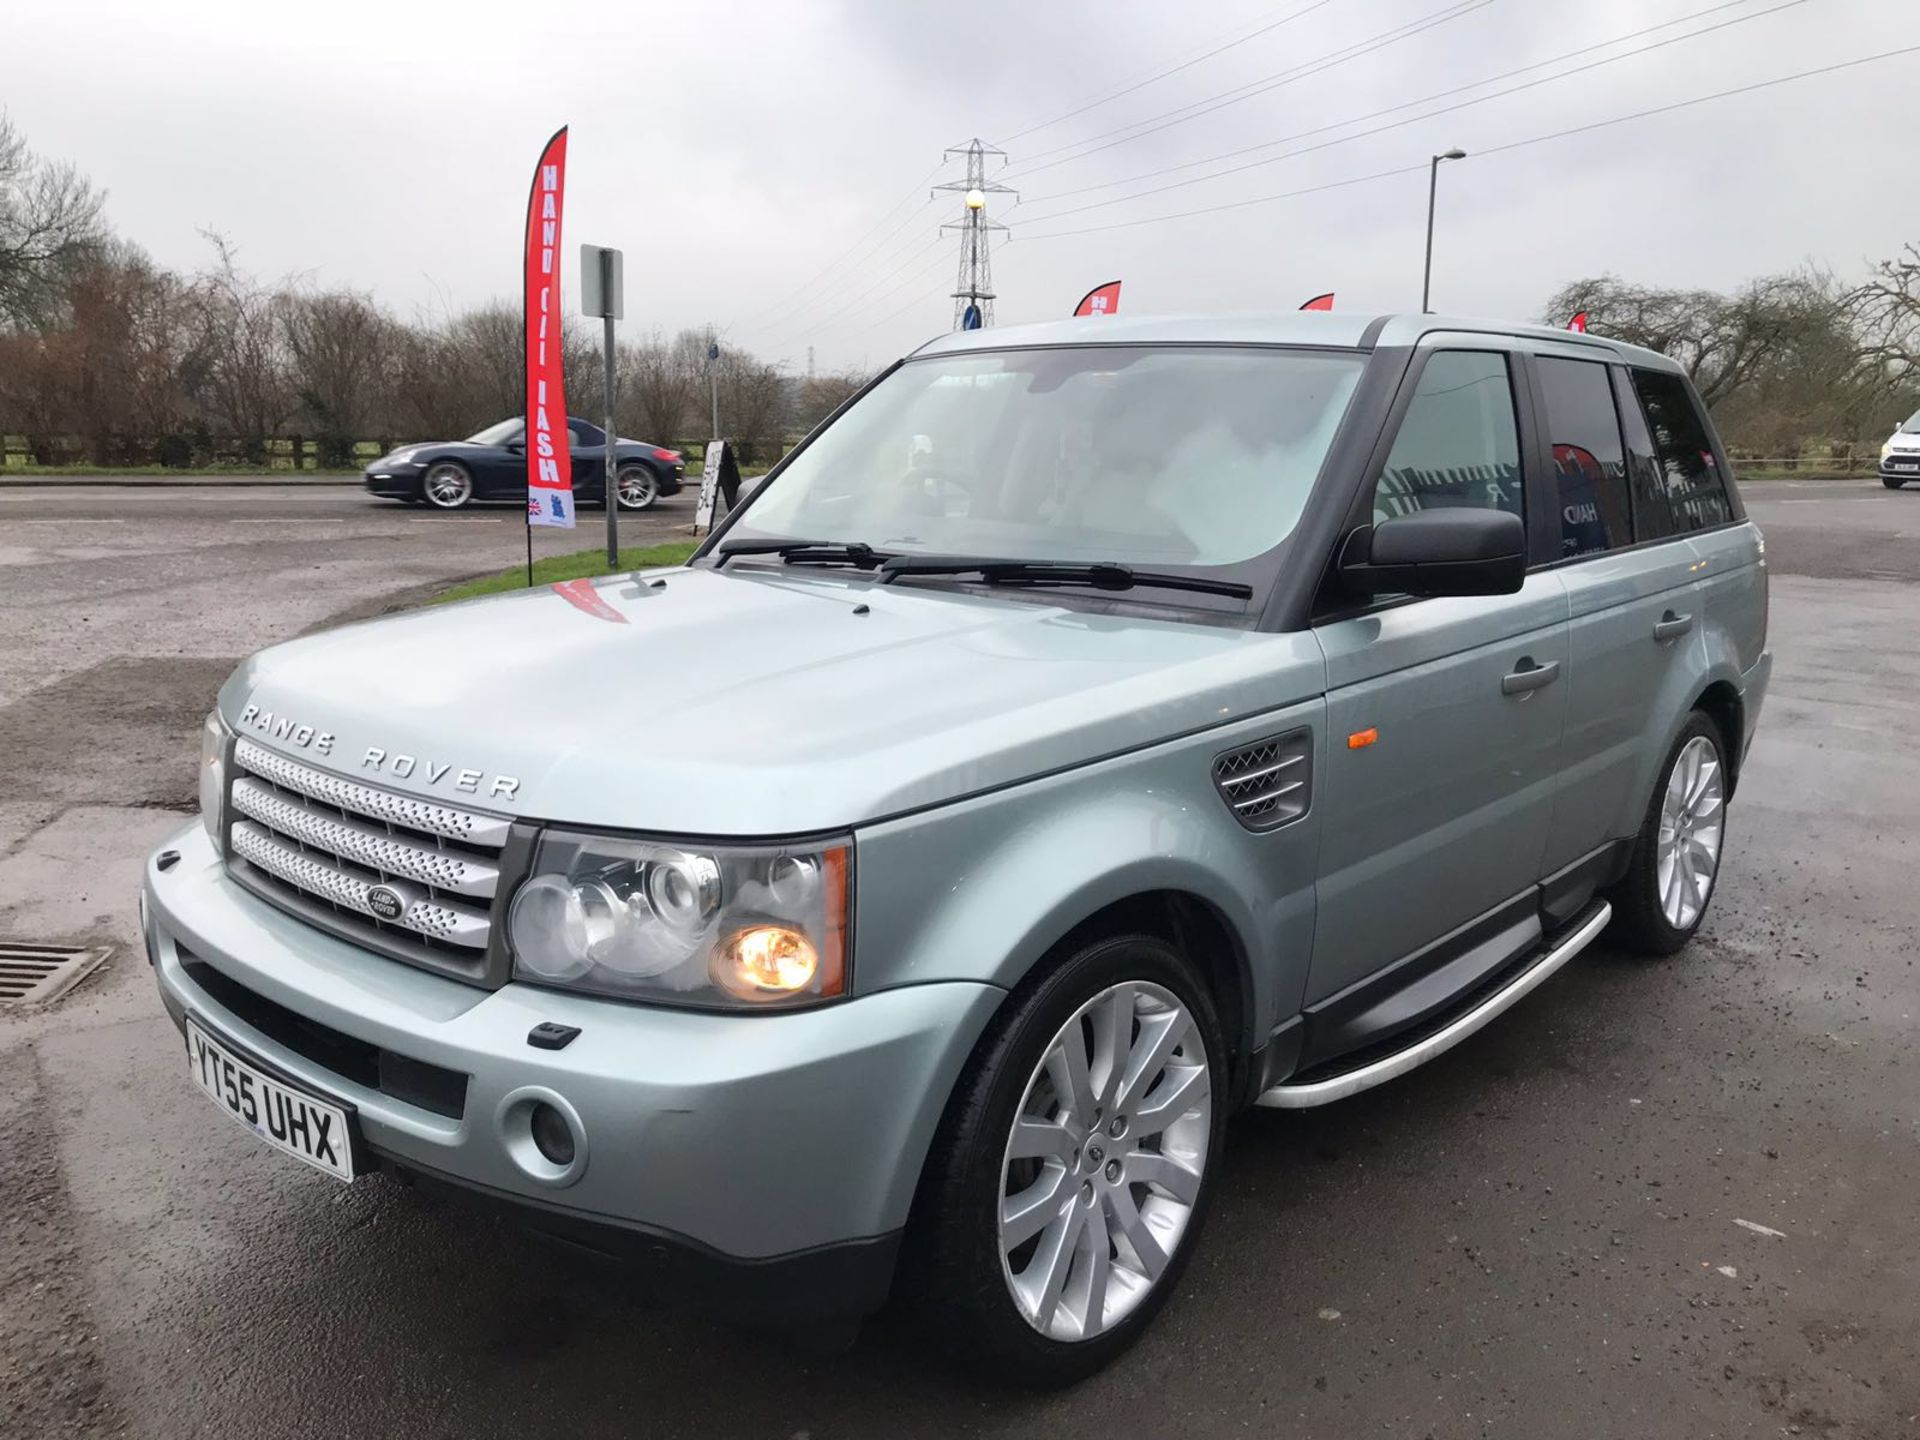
185,1018 -> 357,1183
1895,460 -> 1918,472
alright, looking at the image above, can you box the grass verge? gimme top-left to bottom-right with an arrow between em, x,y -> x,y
1,464 -> 363,477
433,541 -> 700,605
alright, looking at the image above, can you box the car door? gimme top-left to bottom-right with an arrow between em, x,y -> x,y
1530,353 -> 1706,911
569,419 -> 607,497
471,421 -> 526,499
1306,345 -> 1570,1009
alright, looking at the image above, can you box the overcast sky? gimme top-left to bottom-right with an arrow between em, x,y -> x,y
8,0 -> 1914,372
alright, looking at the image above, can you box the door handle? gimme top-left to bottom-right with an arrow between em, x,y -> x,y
1653,610 -> 1694,642
1501,658 -> 1561,696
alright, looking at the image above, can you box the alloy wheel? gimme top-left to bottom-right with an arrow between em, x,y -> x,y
615,466 -> 659,510
997,980 -> 1212,1343
1656,734 -> 1724,929
423,463 -> 473,509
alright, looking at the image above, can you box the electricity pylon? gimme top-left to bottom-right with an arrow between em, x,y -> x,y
935,140 -> 1016,330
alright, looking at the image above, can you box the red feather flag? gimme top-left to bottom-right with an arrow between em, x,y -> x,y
524,126 -> 574,529
1299,292 -> 1335,312
1074,280 -> 1122,317
1567,311 -> 1589,333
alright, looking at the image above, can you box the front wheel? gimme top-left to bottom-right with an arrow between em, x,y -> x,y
1609,711 -> 1728,954
913,934 -> 1225,1386
421,461 -> 475,510
614,464 -> 660,510
1884,475 -> 1908,490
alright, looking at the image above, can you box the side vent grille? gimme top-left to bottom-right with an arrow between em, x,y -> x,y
1212,730 -> 1312,833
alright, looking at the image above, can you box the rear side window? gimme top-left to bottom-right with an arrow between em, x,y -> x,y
1372,351 -> 1522,523
1537,357 -> 1631,558
1631,369 -> 1732,533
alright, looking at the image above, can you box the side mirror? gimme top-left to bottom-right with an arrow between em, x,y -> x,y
505,440 -> 525,454
1340,508 -> 1527,598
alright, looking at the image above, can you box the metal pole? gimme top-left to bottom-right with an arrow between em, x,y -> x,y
602,253 -> 618,568
1422,155 -> 1440,315
709,357 -> 719,440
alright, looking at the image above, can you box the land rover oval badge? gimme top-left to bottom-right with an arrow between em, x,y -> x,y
367,885 -> 406,922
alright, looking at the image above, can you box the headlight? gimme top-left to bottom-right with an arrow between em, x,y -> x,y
1884,442 -> 1895,460
198,710 -> 230,850
508,829 -> 850,1009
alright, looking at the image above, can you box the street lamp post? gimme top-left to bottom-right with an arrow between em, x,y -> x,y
1422,147 -> 1467,314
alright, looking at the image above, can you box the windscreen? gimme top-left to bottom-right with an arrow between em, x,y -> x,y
467,418 -> 524,445
1902,411 -> 1920,434
736,346 -> 1365,571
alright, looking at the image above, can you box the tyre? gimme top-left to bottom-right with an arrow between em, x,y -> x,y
421,461 -> 475,510
614,464 -> 660,511
913,933 -> 1226,1386
1609,711 -> 1729,955
1884,475 -> 1907,490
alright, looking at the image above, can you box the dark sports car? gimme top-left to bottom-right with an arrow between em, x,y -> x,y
362,417 -> 685,511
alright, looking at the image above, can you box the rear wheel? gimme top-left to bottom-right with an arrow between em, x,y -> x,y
914,934 -> 1225,1386
422,462 -> 474,510
615,464 -> 660,510
1609,711 -> 1728,954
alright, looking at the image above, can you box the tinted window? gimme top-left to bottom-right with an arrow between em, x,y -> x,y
1537,357 -> 1630,557
568,419 -> 603,446
1372,351 -> 1522,523
1632,369 -> 1732,532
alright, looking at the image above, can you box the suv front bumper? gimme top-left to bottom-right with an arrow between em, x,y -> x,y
143,824 -> 1002,1319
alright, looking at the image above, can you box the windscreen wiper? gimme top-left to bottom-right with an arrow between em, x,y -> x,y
713,539 -> 893,570
877,556 -> 1253,600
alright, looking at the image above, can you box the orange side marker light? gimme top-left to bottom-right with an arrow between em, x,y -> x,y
1347,727 -> 1379,750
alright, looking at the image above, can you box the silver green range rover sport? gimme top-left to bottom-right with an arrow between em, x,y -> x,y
143,313 -> 1770,1383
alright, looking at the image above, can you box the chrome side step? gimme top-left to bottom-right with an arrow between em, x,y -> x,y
1256,902 -> 1611,1110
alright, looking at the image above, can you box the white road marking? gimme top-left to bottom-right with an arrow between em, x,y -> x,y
1733,1218 -> 1788,1239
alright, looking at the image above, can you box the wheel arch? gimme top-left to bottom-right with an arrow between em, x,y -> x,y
1691,678 -> 1745,794
1038,889 -> 1256,1101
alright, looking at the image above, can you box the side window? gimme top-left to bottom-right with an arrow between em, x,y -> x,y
1372,350 -> 1522,524
1631,369 -> 1732,532
1536,357 -> 1630,557
567,419 -> 600,447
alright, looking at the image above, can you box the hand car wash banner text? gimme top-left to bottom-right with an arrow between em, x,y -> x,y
524,127 -> 574,528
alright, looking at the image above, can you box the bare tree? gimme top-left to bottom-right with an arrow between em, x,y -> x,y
619,328 -> 698,442
392,300 -> 520,439
280,286 -> 395,465
794,369 -> 870,433
182,232 -> 291,461
0,113 -> 108,328
1847,243 -> 1920,384
717,349 -> 790,463
1542,273 -> 1830,409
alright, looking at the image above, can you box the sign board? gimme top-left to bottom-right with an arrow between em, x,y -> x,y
694,439 -> 726,533
580,244 -> 623,319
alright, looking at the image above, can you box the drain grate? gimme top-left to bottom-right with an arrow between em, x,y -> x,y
0,942 -> 113,1008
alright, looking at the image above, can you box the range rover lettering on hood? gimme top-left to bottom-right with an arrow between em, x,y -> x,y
237,703 -> 519,802
360,746 -> 520,801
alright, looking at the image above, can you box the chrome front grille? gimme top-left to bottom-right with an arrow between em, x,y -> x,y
225,739 -> 509,978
